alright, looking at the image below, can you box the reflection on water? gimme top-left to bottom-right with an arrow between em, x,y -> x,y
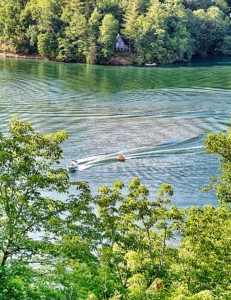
0,57 -> 231,207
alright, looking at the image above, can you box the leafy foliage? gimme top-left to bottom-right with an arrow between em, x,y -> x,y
0,116 -> 70,298
0,116 -> 230,299
0,0 -> 231,64
205,127 -> 231,203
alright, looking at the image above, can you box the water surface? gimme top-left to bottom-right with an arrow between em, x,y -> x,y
1,57 -> 231,207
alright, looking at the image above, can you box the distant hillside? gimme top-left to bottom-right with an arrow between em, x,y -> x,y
0,0 -> 231,64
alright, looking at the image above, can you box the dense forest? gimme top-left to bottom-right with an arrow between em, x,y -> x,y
0,0 -> 231,64
0,116 -> 230,299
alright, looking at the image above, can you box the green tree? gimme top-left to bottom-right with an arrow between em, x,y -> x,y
23,0 -> 63,33
0,0 -> 31,53
122,2 -> 144,53
0,115 -> 70,298
205,126 -> 231,203
85,8 -> 102,64
220,35 -> 231,55
146,0 -> 194,64
21,0 -> 63,58
96,0 -> 122,21
37,32 -> 58,58
45,178 -> 182,300
58,0 -> 89,62
99,14 -> 119,61
89,179 -> 183,299
171,205 -> 231,299
184,0 -> 229,12
123,0 -> 194,64
188,6 -> 230,56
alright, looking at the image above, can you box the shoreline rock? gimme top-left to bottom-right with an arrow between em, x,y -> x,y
109,53 -> 135,66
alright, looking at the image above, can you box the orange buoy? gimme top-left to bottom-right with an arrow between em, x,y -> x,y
117,155 -> 125,162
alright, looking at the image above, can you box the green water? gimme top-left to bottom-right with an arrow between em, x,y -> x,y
1,56 -> 231,206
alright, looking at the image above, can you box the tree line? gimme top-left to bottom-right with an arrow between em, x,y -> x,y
0,0 -> 231,64
0,115 -> 230,299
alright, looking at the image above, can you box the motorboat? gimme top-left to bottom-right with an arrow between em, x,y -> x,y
144,63 -> 157,67
117,155 -> 125,162
67,160 -> 78,171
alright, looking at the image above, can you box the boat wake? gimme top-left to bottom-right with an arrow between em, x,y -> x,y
76,137 -> 205,170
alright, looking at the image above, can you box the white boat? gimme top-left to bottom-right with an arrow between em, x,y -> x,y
144,63 -> 157,67
67,160 -> 78,171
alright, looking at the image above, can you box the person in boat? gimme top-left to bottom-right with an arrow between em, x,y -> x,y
117,154 -> 125,162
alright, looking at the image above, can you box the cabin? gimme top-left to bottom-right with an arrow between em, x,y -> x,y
116,34 -> 128,51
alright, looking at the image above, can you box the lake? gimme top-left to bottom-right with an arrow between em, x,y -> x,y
1,56 -> 231,207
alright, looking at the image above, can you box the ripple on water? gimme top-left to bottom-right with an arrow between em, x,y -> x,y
0,59 -> 230,206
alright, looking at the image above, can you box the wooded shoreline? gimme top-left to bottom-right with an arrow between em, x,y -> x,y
0,0 -> 231,66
